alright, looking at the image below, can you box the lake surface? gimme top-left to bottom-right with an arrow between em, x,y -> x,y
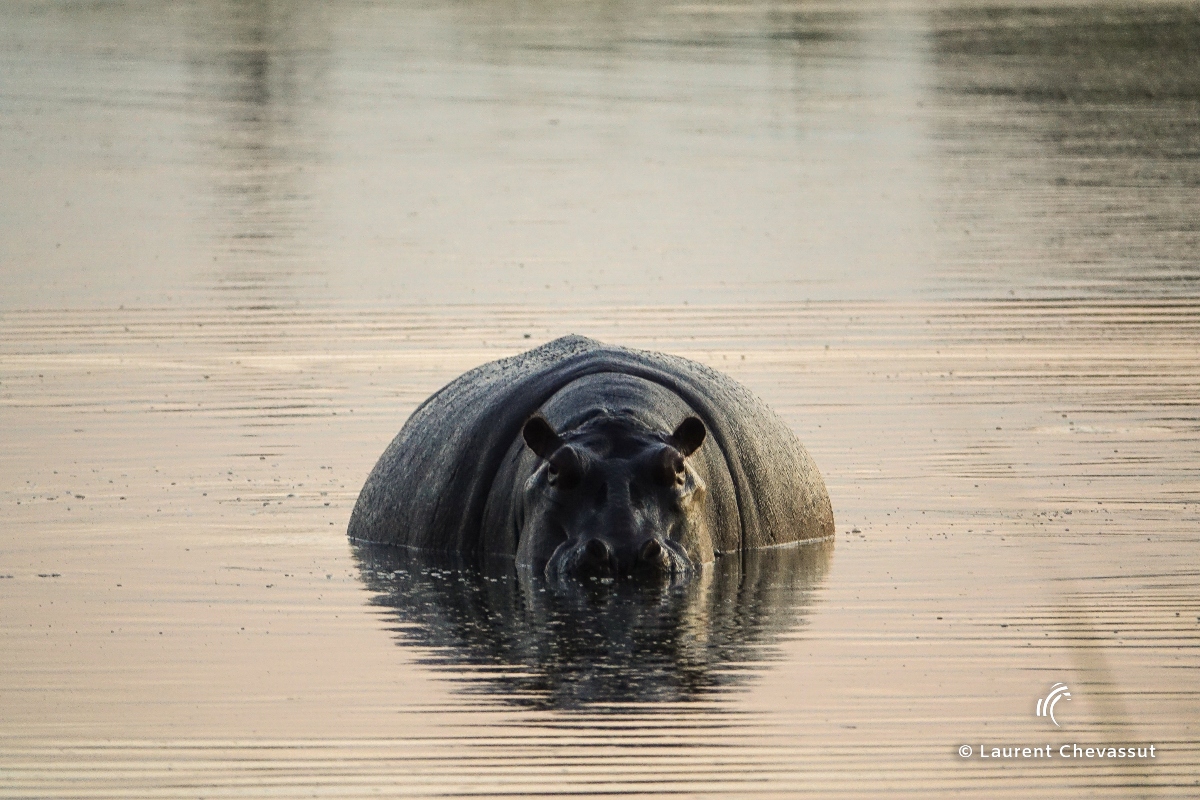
2,1 -> 1198,797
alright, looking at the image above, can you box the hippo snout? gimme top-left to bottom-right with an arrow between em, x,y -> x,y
548,535 -> 690,583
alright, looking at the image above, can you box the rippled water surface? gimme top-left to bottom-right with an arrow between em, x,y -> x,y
2,1 -> 1199,797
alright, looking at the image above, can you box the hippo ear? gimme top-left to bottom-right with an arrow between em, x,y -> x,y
522,414 -> 563,460
670,416 -> 706,457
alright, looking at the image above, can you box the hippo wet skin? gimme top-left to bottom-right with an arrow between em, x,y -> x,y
347,335 -> 833,582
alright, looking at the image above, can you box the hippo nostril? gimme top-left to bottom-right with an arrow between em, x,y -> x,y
583,538 -> 611,565
639,539 -> 663,564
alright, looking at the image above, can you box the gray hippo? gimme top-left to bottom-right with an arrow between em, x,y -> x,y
348,335 -> 833,582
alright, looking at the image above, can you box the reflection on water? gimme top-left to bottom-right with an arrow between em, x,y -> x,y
185,1 -> 331,303
352,541 -> 831,710
3,1 -> 1196,309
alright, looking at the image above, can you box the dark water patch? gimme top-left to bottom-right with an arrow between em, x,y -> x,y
928,3 -> 1200,298
935,5 -> 1200,103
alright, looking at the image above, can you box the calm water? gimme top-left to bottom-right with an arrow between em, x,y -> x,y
2,1 -> 1199,797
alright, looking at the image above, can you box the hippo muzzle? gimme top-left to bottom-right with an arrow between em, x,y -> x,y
546,534 -> 693,584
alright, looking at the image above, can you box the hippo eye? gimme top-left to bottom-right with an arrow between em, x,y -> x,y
547,446 -> 583,490
654,447 -> 686,486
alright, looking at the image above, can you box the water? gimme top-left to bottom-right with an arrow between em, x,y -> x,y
2,1 -> 1198,797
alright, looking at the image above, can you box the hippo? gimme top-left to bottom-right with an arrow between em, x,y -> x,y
347,335 -> 833,582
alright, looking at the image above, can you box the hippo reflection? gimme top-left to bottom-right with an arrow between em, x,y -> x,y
351,540 -> 832,709
349,336 -> 834,584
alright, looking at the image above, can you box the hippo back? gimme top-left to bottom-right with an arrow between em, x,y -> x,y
347,335 -> 833,555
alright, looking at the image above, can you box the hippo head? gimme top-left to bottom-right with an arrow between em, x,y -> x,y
516,412 -> 709,585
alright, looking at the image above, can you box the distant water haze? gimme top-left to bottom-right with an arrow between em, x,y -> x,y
2,0 -> 1196,309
